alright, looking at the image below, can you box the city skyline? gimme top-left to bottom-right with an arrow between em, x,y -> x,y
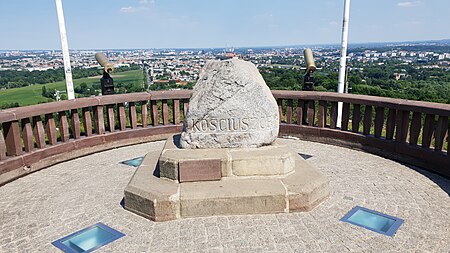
1,0 -> 450,50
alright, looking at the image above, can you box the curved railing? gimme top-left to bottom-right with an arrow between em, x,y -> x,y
0,90 -> 448,185
273,91 -> 449,178
0,90 -> 192,185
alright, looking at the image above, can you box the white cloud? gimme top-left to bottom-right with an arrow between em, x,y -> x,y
120,0 -> 154,13
139,0 -> 155,4
120,6 -> 134,13
120,0 -> 155,13
397,1 -> 422,8
120,6 -> 148,13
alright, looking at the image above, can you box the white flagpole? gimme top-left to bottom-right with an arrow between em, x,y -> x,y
337,0 -> 351,128
55,0 -> 75,100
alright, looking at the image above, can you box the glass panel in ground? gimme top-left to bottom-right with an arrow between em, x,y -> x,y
347,209 -> 396,233
61,226 -> 116,252
120,156 -> 144,167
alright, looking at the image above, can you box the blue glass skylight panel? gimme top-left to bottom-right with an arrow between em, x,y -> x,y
340,206 -> 404,236
120,156 -> 144,167
52,223 -> 125,252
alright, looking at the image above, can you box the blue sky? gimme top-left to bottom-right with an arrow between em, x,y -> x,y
0,0 -> 449,50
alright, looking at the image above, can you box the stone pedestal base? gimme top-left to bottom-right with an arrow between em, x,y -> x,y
159,135 -> 296,182
124,136 -> 330,221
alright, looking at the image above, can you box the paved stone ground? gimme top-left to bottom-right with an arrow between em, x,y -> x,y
0,139 -> 449,253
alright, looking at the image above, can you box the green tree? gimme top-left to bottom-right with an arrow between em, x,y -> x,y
42,86 -> 47,97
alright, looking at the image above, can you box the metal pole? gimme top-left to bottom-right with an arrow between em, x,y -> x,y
337,0 -> 351,128
55,0 -> 75,100
345,65 -> 350,94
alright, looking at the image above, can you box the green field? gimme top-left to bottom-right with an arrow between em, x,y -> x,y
0,70 -> 144,107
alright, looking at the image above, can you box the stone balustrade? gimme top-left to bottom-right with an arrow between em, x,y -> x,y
0,90 -> 448,184
273,91 -> 449,177
0,91 -> 192,184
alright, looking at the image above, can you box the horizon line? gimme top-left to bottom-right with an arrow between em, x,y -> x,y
1,38 -> 449,52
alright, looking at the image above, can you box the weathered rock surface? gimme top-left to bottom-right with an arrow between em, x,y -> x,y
180,59 -> 279,149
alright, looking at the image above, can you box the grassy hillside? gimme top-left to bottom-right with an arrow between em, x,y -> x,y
0,70 -> 143,107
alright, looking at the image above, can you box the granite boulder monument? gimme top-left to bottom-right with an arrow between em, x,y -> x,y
180,59 -> 279,149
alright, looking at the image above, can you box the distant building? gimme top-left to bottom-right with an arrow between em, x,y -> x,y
393,73 -> 407,80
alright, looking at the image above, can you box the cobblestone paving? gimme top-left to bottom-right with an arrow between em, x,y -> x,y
0,139 -> 449,252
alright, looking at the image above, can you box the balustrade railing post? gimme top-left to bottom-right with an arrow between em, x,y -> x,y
173,100 -> 180,125
94,106 -> 105,134
307,101 -> 315,127
447,128 -> 449,155
318,101 -> 326,128
151,100 -> 159,126
58,111 -> 70,142
422,114 -> 435,148
374,107 -> 384,138
297,100 -> 304,125
162,100 -> 169,125
71,109 -> 81,139
117,103 -> 127,131
385,109 -> 397,140
363,105 -> 373,135
82,108 -> 93,136
21,118 -> 33,152
141,101 -> 148,128
341,103 -> 350,131
277,99 -> 283,123
434,116 -> 448,152
409,112 -> 422,145
3,121 -> 22,156
45,113 -> 57,145
0,130 -> 6,160
286,100 -> 293,124
395,110 -> 410,143
330,102 -> 338,129
352,104 -> 361,133
128,103 -> 137,129
33,116 -> 46,148
106,105 -> 115,132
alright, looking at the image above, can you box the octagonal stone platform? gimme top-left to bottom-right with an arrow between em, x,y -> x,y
124,137 -> 330,221
159,135 -> 296,182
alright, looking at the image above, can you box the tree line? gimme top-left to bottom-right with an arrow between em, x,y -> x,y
260,63 -> 450,104
0,64 -> 141,89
